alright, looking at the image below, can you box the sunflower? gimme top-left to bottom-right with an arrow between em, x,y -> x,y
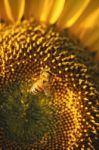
0,0 -> 99,150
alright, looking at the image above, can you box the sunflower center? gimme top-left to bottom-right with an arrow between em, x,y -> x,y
0,80 -> 55,144
0,17 -> 98,149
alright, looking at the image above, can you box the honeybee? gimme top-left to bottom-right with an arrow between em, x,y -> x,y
30,69 -> 52,96
30,68 -> 61,96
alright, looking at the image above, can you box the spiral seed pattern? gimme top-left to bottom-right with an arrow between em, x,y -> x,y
0,18 -> 99,150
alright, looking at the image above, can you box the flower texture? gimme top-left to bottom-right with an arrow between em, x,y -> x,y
0,0 -> 99,150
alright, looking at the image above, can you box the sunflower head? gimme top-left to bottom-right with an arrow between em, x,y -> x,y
0,0 -> 99,149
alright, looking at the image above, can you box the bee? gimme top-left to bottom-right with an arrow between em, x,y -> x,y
30,68 -> 61,96
30,69 -> 51,96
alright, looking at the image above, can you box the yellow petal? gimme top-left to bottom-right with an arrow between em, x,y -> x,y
68,1 -> 99,60
40,0 -> 56,22
81,9 -> 99,47
4,0 -> 25,23
24,0 -> 39,19
45,0 -> 65,24
24,0 -> 53,21
57,0 -> 90,28
84,26 -> 99,47
69,0 -> 99,38
25,0 -> 65,24
0,0 -> 8,21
